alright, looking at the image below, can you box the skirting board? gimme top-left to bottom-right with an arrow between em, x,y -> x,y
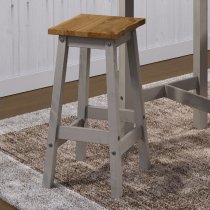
0,38 -> 209,97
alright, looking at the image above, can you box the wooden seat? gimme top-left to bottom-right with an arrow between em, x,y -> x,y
48,14 -> 145,40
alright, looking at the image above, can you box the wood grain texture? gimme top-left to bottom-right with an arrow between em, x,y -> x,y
48,14 -> 145,39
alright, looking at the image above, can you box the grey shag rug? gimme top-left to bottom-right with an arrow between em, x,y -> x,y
0,74 -> 210,209
0,151 -> 105,210
1,100 -> 210,209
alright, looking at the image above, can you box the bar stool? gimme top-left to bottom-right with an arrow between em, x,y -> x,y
42,14 -> 150,198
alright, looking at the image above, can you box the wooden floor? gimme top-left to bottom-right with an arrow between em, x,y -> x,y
1,54 -> 196,120
1,53 -> 210,209
0,200 -> 16,210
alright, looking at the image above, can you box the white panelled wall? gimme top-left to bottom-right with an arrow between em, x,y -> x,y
0,0 -> 209,97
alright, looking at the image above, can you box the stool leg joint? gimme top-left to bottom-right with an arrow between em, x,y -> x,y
59,35 -> 66,43
106,41 -> 112,47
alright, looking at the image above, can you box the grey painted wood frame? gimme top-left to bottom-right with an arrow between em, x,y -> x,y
120,0 -> 209,129
87,105 -> 135,123
165,85 -> 210,113
127,31 -> 151,170
193,0 -> 208,129
119,127 -> 141,155
105,41 -> 123,198
143,76 -> 198,102
58,126 -> 110,144
119,0 -> 134,135
75,48 -> 91,161
42,36 -> 69,188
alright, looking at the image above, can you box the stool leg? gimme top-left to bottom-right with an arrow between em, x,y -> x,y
43,36 -> 69,188
105,41 -> 122,198
76,48 -> 91,161
193,0 -> 208,129
119,0 -> 135,135
127,31 -> 151,170
119,44 -> 134,135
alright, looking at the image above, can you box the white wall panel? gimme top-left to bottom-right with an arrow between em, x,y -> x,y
18,0 -> 54,75
174,0 -> 193,42
135,0 -> 147,50
0,0 -> 15,79
147,0 -> 175,48
0,0 -> 209,97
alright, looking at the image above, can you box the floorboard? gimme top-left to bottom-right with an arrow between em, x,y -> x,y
0,200 -> 17,210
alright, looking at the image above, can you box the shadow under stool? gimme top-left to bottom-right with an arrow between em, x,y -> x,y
42,14 -> 151,198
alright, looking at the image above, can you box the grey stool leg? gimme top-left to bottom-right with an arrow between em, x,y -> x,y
43,36 -> 69,188
119,44 -> 134,135
127,31 -> 151,170
193,0 -> 208,129
105,41 -> 122,198
76,48 -> 91,161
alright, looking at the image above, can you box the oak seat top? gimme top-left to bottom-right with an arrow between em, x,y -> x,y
48,14 -> 145,40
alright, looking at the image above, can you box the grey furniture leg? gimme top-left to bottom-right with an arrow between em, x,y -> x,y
43,36 -> 69,188
76,48 -> 91,161
193,0 -> 208,129
119,0 -> 134,135
127,31 -> 151,170
105,41 -> 122,198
